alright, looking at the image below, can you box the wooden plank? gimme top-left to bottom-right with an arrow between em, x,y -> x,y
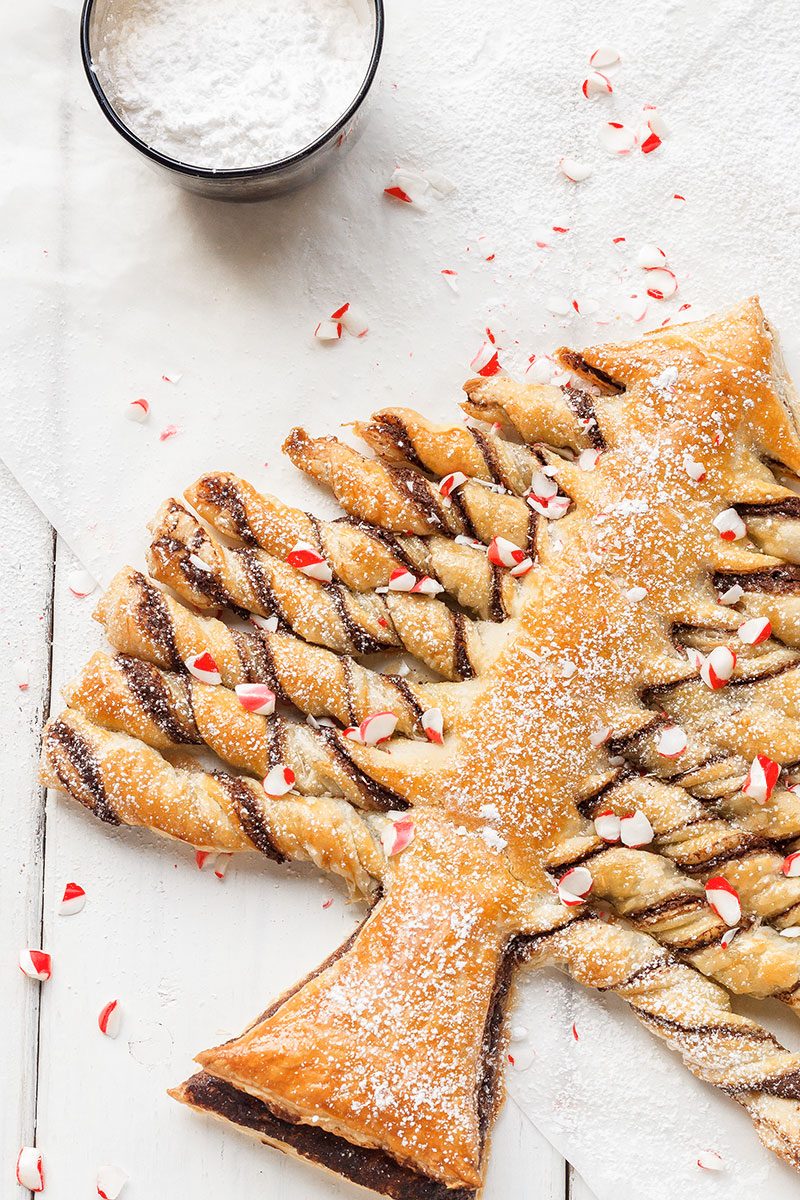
0,464 -> 55,1181
569,1165 -> 599,1200
34,536 -> 570,1198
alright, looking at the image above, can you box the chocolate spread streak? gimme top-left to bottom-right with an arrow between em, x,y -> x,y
559,353 -> 622,395
488,564 -> 506,622
336,517 -> 415,571
179,540 -> 247,616
340,655 -> 359,724
237,547 -> 289,627
714,564 -> 800,593
736,497 -> 800,519
562,385 -> 608,451
326,584 -> 388,656
133,570 -> 183,669
117,655 -> 199,744
197,475 -> 258,545
229,629 -> 291,704
469,427 -> 511,490
389,465 -> 451,534
267,718 -> 286,768
385,674 -> 426,725
212,774 -> 284,861
319,727 -> 410,812
182,933 -> 520,1200
45,720 -> 120,825
371,414 -> 427,473
451,611 -> 475,680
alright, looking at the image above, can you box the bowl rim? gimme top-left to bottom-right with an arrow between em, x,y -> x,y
80,0 -> 385,180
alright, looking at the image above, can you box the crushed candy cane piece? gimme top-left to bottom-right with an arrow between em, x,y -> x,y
235,683 -> 276,716
159,424 -> 179,442
263,765 -> 295,797
387,567 -> 416,592
314,319 -> 342,341
195,850 -> 217,871
98,1000 -> 121,1038
718,583 -> 744,606
188,553 -> 213,573
12,659 -> 30,690
476,234 -> 496,262
286,542 -> 333,583
713,508 -> 746,541
594,810 -> 621,842
19,949 -> 51,981
781,926 -> 800,938
655,725 -> 687,759
559,157 -> 593,182
637,244 -> 667,269
161,371 -> 182,384
58,881 -> 86,916
582,70 -> 613,98
97,1165 -> 129,1199
214,854 -> 231,880
782,852 -> 800,878
625,585 -> 647,602
68,568 -> 96,598
557,865 -> 593,906
250,613 -> 279,633
620,810 -> 654,847
16,1148 -> 44,1192
640,130 -> 661,155
700,645 -> 736,689
421,708 -> 444,744
599,121 -> 636,154
440,268 -> 459,292
622,293 -> 648,322
577,448 -> 602,471
685,646 -> 705,671
705,877 -> 741,926
697,1150 -> 724,1172
645,267 -> 678,300
683,453 -> 706,481
589,724 -> 612,748
720,927 -> 739,950
470,338 -> 500,377
126,398 -> 149,422
589,46 -> 620,68
737,616 -> 771,645
184,652 -> 221,686
359,711 -> 398,746
439,471 -> 468,498
381,814 -> 415,857
742,753 -> 780,803
335,302 -> 369,338
488,536 -> 532,576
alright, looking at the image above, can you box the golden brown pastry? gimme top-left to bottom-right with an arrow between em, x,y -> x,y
41,298 -> 800,1195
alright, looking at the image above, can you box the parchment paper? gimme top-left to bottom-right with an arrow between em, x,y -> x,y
4,0 -> 800,1195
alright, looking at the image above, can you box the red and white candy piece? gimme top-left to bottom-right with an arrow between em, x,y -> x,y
655,725 -> 687,759
487,536 -> 533,577
559,157 -> 592,183
439,471 -> 468,498
685,646 -> 704,672
58,881 -> 86,916
19,949 -> 51,982
705,877 -> 741,926
383,167 -> 427,205
720,927 -> 739,950
98,999 -> 121,1038
235,683 -> 276,716
619,810 -> 654,848
593,810 -> 621,842
682,453 -> 706,482
644,267 -> 678,300
16,1147 -> 44,1192
577,448 -> 602,472
622,293 -> 648,323
589,46 -> 620,68
68,568 -> 96,598
263,765 -> 295,797
599,121 -> 636,154
331,302 -> 369,338
718,583 -> 744,606
96,1165 -> 129,1199
159,424 -> 179,442
250,613 -> 279,633
440,268 -> 459,292
214,854 -> 231,880
381,814 -> 415,857
421,708 -> 444,744
184,652 -> 221,686
126,397 -> 150,423
557,865 -> 593,906
314,318 -> 342,342
737,616 -> 771,645
589,724 -> 612,748
713,508 -> 746,542
697,1150 -> 724,1172
195,850 -> 217,871
636,244 -> 667,269
700,645 -> 736,689
286,542 -> 333,583
581,70 -> 613,98
387,567 -> 443,594
12,658 -> 30,690
782,852 -> 800,878
357,711 -> 398,746
470,337 -> 500,378
476,234 -> 496,261
527,471 -> 569,519
742,753 -> 780,804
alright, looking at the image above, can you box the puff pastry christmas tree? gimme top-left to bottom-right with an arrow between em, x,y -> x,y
42,299 -> 800,1196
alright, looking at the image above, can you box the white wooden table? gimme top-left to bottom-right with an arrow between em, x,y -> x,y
1,455 -> 595,1196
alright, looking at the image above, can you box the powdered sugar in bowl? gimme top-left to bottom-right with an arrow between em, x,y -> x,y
81,0 -> 383,200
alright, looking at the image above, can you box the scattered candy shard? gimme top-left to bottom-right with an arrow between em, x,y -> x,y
98,999 -> 121,1038
58,881 -> 86,916
16,1147 -> 44,1192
